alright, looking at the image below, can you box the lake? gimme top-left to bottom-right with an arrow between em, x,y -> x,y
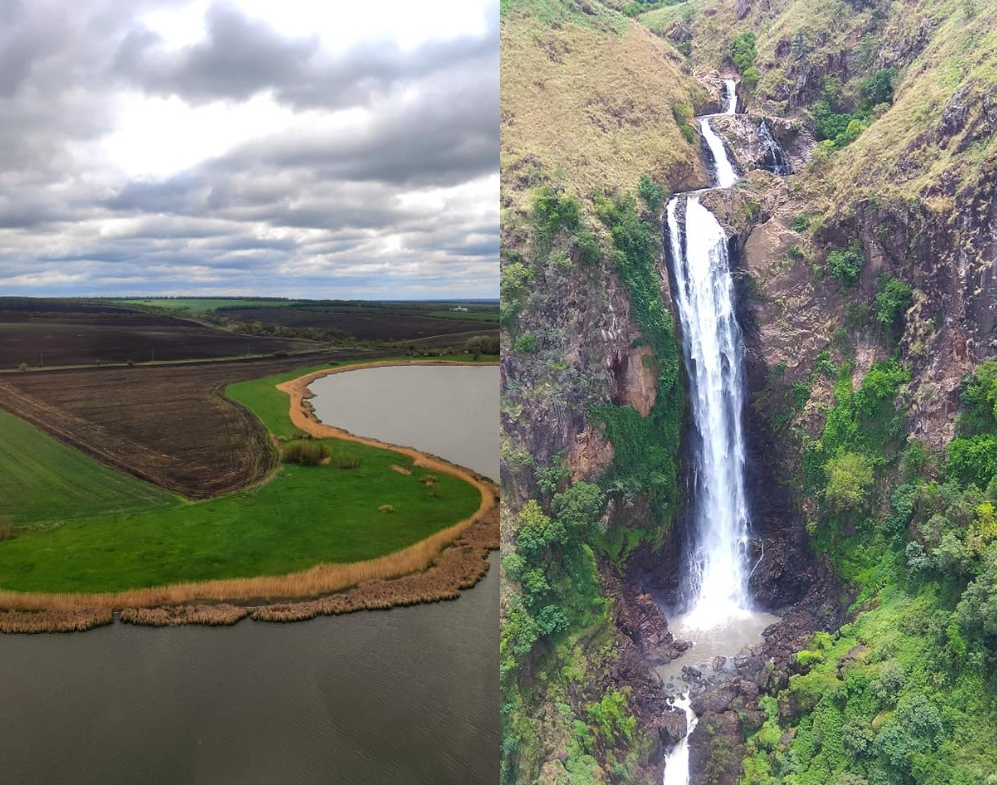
0,361 -> 500,784
309,364 -> 500,480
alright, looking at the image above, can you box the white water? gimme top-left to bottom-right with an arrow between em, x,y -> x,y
667,195 -> 752,629
723,78 -> 737,114
662,695 -> 697,785
758,119 -> 792,175
698,118 -> 738,189
660,80 -> 782,785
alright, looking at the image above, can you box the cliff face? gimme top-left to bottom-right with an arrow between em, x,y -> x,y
504,0 -> 997,781
500,3 -> 720,783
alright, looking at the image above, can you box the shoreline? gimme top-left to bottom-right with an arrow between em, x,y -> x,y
0,359 -> 499,634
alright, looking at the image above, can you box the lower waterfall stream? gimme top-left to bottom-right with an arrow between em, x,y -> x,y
659,82 -> 780,783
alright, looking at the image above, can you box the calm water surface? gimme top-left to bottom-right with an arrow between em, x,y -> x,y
310,364 -> 499,480
0,556 -> 498,785
0,363 -> 500,784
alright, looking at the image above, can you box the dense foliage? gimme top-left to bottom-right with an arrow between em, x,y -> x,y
744,360 -> 997,783
588,189 -> 685,547
730,31 -> 759,88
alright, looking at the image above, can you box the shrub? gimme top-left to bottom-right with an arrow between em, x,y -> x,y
946,435 -> 997,489
638,174 -> 665,213
378,504 -> 395,514
329,453 -> 360,469
730,32 -> 757,73
281,440 -> 329,466
825,451 -> 874,510
874,276 -> 913,331
827,240 -> 865,286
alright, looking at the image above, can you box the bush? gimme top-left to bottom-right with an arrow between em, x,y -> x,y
638,174 -> 665,213
281,440 -> 329,466
826,451 -> 875,510
378,504 -> 395,514
946,435 -> 997,489
730,31 -> 757,73
329,453 -> 360,469
827,240 -> 865,286
874,276 -> 913,331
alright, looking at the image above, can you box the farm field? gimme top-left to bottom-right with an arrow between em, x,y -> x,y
0,298 -> 312,369
220,300 -> 499,342
0,350 -> 389,497
0,363 -> 482,593
0,409 -> 179,525
113,298 -> 303,314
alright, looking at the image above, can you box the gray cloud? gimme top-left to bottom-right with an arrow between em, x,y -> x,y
0,0 -> 497,298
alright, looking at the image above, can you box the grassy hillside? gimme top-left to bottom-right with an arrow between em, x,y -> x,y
501,0 -> 711,214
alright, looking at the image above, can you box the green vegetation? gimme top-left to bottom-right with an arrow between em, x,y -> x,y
874,276 -> 914,339
589,188 -> 684,543
501,484 -> 649,783
671,103 -> 697,145
730,31 -> 759,89
745,359 -> 997,783
0,409 -> 179,526
826,239 -> 866,287
281,439 -> 329,466
0,362 -> 480,593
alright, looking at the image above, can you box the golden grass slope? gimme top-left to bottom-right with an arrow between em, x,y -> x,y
677,0 -> 997,212
501,0 -> 712,211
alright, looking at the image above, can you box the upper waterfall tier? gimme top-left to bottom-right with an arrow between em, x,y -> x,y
723,79 -> 737,115
698,118 -> 738,189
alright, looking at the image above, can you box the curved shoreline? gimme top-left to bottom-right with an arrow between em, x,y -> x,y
0,360 -> 499,633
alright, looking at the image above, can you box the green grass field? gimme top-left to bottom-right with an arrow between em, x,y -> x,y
0,361 -> 482,593
113,298 -> 301,314
0,410 -> 180,525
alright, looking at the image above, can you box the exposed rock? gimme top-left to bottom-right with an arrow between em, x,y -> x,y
688,711 -> 745,785
567,424 -> 614,483
938,85 -> 972,149
659,707 -> 689,748
691,682 -> 739,715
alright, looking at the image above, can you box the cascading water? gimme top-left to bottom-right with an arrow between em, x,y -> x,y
758,119 -> 792,175
723,78 -> 738,115
666,195 -> 752,628
661,696 -> 697,785
698,118 -> 738,189
660,81 -> 778,785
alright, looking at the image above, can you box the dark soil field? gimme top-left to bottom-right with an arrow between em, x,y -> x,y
222,302 -> 498,342
0,349 -> 389,498
0,298 -> 312,369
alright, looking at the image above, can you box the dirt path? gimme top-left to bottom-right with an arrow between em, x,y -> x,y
0,360 -> 500,633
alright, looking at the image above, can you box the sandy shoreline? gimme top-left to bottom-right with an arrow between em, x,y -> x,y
0,360 -> 499,634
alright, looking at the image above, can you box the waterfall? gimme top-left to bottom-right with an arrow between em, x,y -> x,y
660,80 -> 760,785
723,79 -> 737,115
662,696 -> 698,785
758,119 -> 792,175
666,195 -> 752,629
698,118 -> 738,189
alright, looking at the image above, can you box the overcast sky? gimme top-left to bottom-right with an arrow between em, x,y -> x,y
0,0 -> 498,299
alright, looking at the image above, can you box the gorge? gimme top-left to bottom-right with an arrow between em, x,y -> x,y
501,0 -> 997,782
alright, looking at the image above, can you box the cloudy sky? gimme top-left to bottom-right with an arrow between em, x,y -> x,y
0,0 -> 497,299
